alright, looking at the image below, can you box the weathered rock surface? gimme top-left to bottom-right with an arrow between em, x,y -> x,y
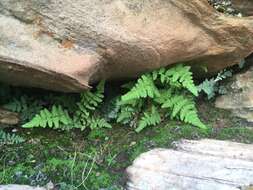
0,108 -> 20,125
232,0 -> 253,16
0,0 -> 253,92
215,66 -> 253,123
126,139 -> 253,190
0,185 -> 45,190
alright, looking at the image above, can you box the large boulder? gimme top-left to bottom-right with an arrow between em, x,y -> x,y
126,139 -> 253,190
0,0 -> 253,92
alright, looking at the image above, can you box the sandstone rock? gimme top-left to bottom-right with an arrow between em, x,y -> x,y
215,66 -> 253,123
126,139 -> 253,190
0,185 -> 45,190
0,0 -> 253,92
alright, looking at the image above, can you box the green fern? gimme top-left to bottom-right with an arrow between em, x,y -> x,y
89,117 -> 112,130
117,64 -> 207,132
198,69 -> 232,99
79,85 -> 104,111
116,98 -> 144,127
152,64 -> 198,96
121,74 -> 160,102
22,105 -> 72,129
136,106 -> 161,133
0,130 -> 25,145
161,95 -> 206,129
22,81 -> 111,131
116,105 -> 135,124
154,89 -> 173,104
73,80 -> 112,130
3,95 -> 43,122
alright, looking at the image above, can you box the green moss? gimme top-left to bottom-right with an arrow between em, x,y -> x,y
1,106 -> 253,189
214,127 -> 253,143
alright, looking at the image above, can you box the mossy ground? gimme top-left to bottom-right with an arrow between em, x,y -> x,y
1,99 -> 253,190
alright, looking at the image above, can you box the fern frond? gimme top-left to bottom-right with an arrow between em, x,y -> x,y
135,106 -> 161,133
22,105 -> 72,129
121,81 -> 135,90
89,117 -> 112,130
4,96 -> 43,121
121,74 -> 160,102
116,105 -> 135,124
152,64 -> 198,96
198,69 -> 232,99
72,80 -> 111,130
79,80 -> 105,112
0,130 -> 25,145
154,89 -> 173,104
183,110 -> 206,129
161,95 -> 206,129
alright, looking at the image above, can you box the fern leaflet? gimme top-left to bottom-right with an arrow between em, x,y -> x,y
73,80 -> 112,130
0,130 -> 25,145
152,64 -> 198,96
121,74 -> 160,102
136,106 -> 161,133
161,95 -> 206,129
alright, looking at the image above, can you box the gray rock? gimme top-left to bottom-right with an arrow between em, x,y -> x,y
126,139 -> 253,190
215,66 -> 253,123
0,185 -> 46,190
0,108 -> 20,126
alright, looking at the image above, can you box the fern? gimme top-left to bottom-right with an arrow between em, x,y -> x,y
152,64 -> 198,96
136,106 -> 161,133
22,105 -> 72,129
89,117 -> 112,130
198,69 -> 232,99
117,64 -> 207,132
161,95 -> 206,129
73,80 -> 112,130
121,74 -> 160,102
0,130 -> 25,145
22,81 -> 111,130
154,89 -> 173,104
116,105 -> 135,124
3,95 -> 43,122
116,97 -> 145,127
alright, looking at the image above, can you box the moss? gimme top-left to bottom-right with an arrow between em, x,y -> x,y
213,127 -> 253,143
1,101 -> 253,189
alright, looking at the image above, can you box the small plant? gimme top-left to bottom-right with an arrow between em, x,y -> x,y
22,105 -> 72,129
0,130 -> 25,145
198,69 -> 232,99
72,80 -> 111,130
23,81 -> 111,130
3,95 -> 43,122
117,64 -> 206,132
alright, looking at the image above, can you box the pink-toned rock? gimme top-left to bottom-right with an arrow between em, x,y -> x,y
0,0 -> 253,92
